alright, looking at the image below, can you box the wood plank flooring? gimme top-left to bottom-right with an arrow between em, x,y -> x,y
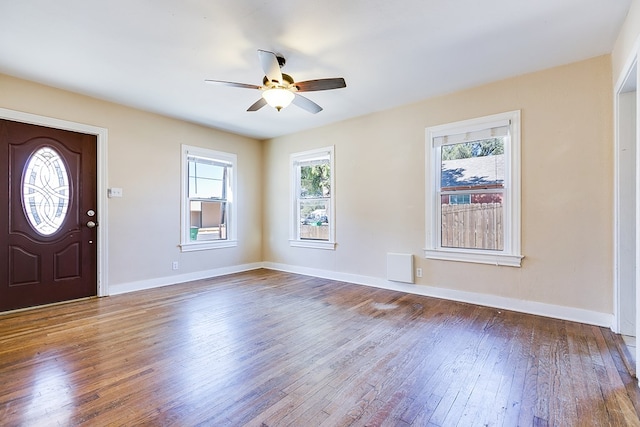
0,269 -> 639,426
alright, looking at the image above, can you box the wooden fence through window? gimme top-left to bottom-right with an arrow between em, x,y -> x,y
300,224 -> 329,241
441,203 -> 503,250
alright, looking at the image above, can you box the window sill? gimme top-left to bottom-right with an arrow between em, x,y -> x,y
180,240 -> 238,252
290,239 -> 336,250
423,248 -> 523,267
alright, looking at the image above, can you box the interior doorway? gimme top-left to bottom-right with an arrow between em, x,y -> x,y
615,59 -> 638,375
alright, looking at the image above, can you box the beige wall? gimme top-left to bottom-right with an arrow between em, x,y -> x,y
263,55 -> 613,315
0,54 -> 614,316
0,73 -> 263,288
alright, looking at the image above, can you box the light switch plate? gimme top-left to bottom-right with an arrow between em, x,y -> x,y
108,188 -> 123,198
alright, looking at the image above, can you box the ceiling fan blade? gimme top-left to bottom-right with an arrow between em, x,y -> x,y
247,97 -> 267,112
258,49 -> 283,84
292,94 -> 323,114
205,79 -> 261,90
295,78 -> 346,92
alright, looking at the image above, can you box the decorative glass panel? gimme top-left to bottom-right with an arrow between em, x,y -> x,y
22,147 -> 70,236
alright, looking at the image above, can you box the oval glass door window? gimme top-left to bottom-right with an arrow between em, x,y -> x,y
22,146 -> 71,235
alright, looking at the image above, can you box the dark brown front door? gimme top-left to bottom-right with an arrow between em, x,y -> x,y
0,119 -> 97,312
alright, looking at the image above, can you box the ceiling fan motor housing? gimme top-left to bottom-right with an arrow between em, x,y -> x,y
263,73 -> 295,88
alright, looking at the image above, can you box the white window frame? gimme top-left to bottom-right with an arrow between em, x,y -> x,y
290,146 -> 336,250
180,144 -> 237,252
425,110 -> 522,267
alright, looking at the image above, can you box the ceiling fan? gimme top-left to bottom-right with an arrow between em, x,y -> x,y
205,49 -> 346,114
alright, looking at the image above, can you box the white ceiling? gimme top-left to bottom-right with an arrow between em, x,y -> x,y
0,1 -> 632,140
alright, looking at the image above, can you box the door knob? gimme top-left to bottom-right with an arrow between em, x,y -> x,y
86,221 -> 97,228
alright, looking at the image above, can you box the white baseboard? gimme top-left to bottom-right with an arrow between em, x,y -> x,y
107,261 -> 613,328
263,262 -> 613,328
108,262 -> 264,295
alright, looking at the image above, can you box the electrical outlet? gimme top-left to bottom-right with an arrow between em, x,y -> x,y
172,261 -> 179,270
416,268 -> 423,278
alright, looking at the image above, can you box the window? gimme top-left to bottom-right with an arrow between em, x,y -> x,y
425,111 -> 522,266
290,146 -> 335,250
449,194 -> 471,205
180,145 -> 237,251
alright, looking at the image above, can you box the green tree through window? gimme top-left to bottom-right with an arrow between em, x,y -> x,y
300,163 -> 330,197
441,138 -> 504,160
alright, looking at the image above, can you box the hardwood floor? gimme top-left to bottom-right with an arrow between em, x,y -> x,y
0,269 -> 639,426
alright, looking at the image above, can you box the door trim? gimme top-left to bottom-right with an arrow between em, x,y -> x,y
614,59 -> 637,336
0,108 -> 108,297
614,39 -> 640,381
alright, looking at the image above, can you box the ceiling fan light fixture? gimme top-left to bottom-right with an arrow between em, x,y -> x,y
206,50 -> 344,114
262,88 -> 295,111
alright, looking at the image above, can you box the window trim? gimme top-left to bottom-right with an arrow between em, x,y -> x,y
425,110 -> 523,267
290,146 -> 336,250
180,145 -> 237,252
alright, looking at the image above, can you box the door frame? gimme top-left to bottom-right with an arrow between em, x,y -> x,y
0,107 -> 108,297
614,44 -> 640,380
614,62 -> 637,337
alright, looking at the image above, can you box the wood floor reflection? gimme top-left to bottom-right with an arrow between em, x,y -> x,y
0,269 -> 639,426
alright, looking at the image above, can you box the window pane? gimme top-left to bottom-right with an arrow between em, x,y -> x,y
196,162 -> 225,180
449,194 -> 470,205
441,138 -> 504,191
440,193 -> 503,250
299,161 -> 330,198
189,200 -> 227,241
190,178 -> 223,199
188,159 -> 226,199
299,199 -> 329,240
